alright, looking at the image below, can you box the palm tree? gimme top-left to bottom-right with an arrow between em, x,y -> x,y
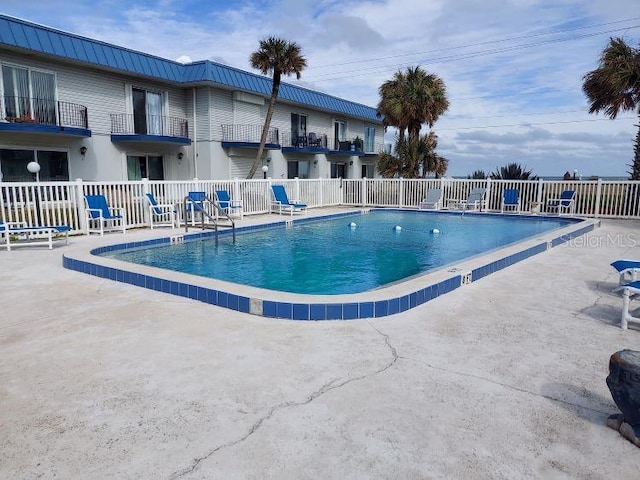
490,162 -> 537,180
468,170 -> 487,179
377,67 -> 449,144
582,37 -> 640,179
376,132 -> 448,178
248,37 -> 307,179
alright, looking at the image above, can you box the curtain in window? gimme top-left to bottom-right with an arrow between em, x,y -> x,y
146,92 -> 162,135
127,156 -> 144,180
2,66 -> 30,119
364,126 -> 375,153
31,71 -> 56,124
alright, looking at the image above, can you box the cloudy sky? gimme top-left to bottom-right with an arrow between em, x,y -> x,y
2,0 -> 638,177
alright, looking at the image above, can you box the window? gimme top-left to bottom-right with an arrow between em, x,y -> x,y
132,88 -> 163,135
287,160 -> 309,179
290,113 -> 307,146
364,126 -> 376,153
333,120 -> 346,150
331,163 -> 346,179
127,155 -> 164,180
361,164 -> 374,178
0,149 -> 68,182
2,65 -> 56,124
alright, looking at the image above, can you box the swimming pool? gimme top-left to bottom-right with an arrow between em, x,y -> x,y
62,209 -> 598,320
103,210 -> 573,295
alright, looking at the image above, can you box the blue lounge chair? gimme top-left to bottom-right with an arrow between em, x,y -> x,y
419,188 -> 442,210
455,187 -> 486,211
84,194 -> 126,235
614,280 -> 640,330
611,260 -> 640,285
547,190 -> 576,215
501,189 -> 520,213
271,185 -> 307,215
215,190 -> 243,218
0,220 -> 70,251
144,193 -> 176,229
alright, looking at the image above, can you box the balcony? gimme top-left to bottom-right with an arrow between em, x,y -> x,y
221,124 -> 280,149
281,132 -> 370,156
110,114 -> 190,145
0,96 -> 90,137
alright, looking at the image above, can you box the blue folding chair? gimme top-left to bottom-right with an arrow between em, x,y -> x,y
215,190 -> 243,218
501,189 -> 520,213
144,193 -> 176,229
547,190 -> 576,215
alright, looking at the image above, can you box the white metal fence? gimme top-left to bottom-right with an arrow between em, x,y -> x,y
1,177 -> 638,233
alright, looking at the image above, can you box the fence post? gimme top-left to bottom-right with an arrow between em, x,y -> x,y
233,177 -> 240,201
362,177 -> 367,207
536,178 -> 544,206
398,177 -> 404,208
594,178 -> 602,218
485,178 -> 491,211
294,177 -> 300,202
74,178 -> 87,233
319,177 -> 324,207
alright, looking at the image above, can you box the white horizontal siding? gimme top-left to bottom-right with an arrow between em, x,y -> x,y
209,88 -> 232,141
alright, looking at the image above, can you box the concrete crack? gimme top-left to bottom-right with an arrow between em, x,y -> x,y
169,322 -> 399,479
399,355 -> 613,416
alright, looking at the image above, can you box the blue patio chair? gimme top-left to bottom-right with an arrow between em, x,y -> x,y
215,190 -> 243,218
501,188 -> 520,213
419,188 -> 442,210
0,220 -> 70,251
611,260 -> 640,285
455,187 -> 486,211
270,185 -> 307,215
84,194 -> 126,236
184,191 -> 210,225
614,280 -> 640,330
144,193 -> 176,229
547,190 -> 576,215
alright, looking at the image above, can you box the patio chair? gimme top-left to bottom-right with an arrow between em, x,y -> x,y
215,190 -> 243,218
144,193 -> 176,229
84,194 -> 126,236
455,187 -> 486,211
0,220 -> 70,251
611,260 -> 640,285
547,190 -> 576,215
185,191 -> 210,225
614,280 -> 640,330
308,132 -> 323,147
501,189 -> 520,213
271,184 -> 307,215
419,188 -> 442,210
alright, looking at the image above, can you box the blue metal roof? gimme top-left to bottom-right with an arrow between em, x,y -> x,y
0,15 -> 380,123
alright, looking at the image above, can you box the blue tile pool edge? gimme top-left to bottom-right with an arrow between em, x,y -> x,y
62,216 -> 599,321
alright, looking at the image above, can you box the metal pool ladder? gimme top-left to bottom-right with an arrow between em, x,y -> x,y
183,193 -> 236,246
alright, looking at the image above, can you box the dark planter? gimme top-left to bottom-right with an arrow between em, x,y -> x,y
606,349 -> 640,447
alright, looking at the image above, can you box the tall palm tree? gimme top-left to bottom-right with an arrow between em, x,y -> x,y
248,37 -> 307,179
582,37 -> 640,179
377,67 -> 449,144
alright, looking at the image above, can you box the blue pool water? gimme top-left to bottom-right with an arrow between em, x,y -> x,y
104,211 -> 571,295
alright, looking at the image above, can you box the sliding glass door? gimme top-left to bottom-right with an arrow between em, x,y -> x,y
132,88 -> 163,135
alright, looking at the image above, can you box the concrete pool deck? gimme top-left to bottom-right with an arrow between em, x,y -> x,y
1,210 -> 639,478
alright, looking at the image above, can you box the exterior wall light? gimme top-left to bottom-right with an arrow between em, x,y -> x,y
80,146 -> 87,157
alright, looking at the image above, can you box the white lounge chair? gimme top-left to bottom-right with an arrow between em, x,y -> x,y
611,260 -> 640,285
455,187 -> 486,211
85,194 -> 126,236
419,188 -> 442,210
0,220 -> 70,251
271,185 -> 307,215
614,280 -> 640,330
547,190 -> 576,215
145,193 -> 176,229
501,189 -> 520,213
